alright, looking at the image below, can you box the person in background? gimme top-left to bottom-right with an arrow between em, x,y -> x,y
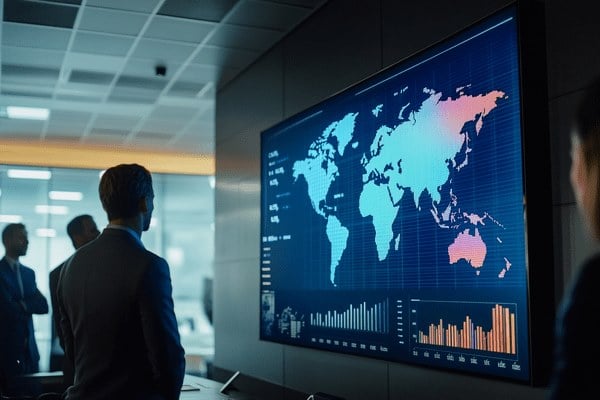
57,163 -> 185,400
49,215 -> 100,386
547,75 -> 600,399
0,223 -> 49,397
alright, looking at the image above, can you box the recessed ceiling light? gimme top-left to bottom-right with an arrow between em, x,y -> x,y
0,214 -> 23,223
49,191 -> 83,201
7,169 -> 52,180
6,106 -> 50,120
36,228 -> 56,238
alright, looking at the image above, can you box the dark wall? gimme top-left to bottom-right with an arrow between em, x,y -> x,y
214,1 -> 600,399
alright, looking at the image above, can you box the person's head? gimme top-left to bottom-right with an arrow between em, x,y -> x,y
2,223 -> 29,259
67,214 -> 100,249
99,163 -> 155,231
570,75 -> 600,240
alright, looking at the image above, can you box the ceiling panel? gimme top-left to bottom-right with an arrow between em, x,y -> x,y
71,32 -> 136,56
0,0 -> 328,159
144,15 -> 216,43
207,24 -> 283,52
132,38 -> 196,62
1,47 -> 66,69
2,23 -> 71,50
86,0 -> 161,13
157,0 -> 238,22
78,7 -> 147,36
228,0 -> 314,31
3,0 -> 80,28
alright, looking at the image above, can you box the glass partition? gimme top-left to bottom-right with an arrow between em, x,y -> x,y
0,164 -> 214,375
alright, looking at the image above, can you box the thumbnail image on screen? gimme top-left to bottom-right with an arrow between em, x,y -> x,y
260,4 -> 541,383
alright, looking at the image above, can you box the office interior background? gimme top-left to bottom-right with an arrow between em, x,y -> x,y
2,0 -> 600,399
0,165 -> 215,375
0,0 -> 325,385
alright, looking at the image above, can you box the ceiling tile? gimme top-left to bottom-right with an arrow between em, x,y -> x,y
69,70 -> 115,85
71,32 -> 135,56
0,119 -> 45,136
86,0 -> 161,13
2,64 -> 60,79
2,23 -> 71,50
3,0 -> 80,29
116,75 -> 167,91
0,88 -> 53,98
178,64 -> 218,83
89,128 -> 128,138
55,93 -> 104,102
140,119 -> 184,134
121,59 -> 179,80
158,0 -> 238,23
193,45 -> 258,68
144,15 -> 216,44
132,38 -> 196,63
56,82 -> 110,99
48,109 -> 92,123
152,105 -> 198,120
47,110 -> 91,135
207,24 -> 283,52
168,81 -> 207,98
62,53 -> 126,74
94,114 -> 140,130
1,64 -> 59,88
0,0 -> 328,155
227,0 -> 313,31
1,47 -> 66,69
108,88 -> 159,104
78,6 -> 148,36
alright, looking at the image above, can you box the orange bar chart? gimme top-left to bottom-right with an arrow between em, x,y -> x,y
417,304 -> 516,354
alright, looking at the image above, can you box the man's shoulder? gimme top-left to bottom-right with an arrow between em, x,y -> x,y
49,263 -> 64,279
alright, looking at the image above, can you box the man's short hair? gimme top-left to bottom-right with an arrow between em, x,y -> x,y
67,214 -> 94,246
2,223 -> 25,245
99,163 -> 154,220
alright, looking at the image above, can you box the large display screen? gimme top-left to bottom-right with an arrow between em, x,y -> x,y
259,3 -> 552,384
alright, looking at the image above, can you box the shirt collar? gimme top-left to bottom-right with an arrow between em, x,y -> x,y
106,224 -> 144,247
3,256 -> 19,270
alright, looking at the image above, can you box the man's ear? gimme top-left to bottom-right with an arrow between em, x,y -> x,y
139,196 -> 149,212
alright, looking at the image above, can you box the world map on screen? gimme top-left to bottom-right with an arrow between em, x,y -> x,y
292,86 -> 511,286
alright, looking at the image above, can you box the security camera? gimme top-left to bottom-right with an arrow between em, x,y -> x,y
155,65 -> 167,77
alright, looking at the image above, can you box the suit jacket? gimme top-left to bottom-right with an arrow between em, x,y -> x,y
49,263 -> 64,348
0,257 -> 49,379
57,228 -> 185,400
548,252 -> 600,399
49,261 -> 74,386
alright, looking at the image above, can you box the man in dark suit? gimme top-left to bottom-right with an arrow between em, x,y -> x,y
57,163 -> 185,400
48,214 -> 100,384
0,223 -> 49,396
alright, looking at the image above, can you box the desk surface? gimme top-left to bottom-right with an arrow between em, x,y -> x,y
181,375 -> 253,400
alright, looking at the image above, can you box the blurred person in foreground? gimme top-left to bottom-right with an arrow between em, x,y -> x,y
58,163 -> 185,400
49,214 -> 100,387
547,75 -> 600,399
0,223 -> 49,396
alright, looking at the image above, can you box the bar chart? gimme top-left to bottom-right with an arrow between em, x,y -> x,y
310,299 -> 389,334
412,301 -> 517,355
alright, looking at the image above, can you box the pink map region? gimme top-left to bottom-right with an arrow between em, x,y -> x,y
448,228 -> 487,271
